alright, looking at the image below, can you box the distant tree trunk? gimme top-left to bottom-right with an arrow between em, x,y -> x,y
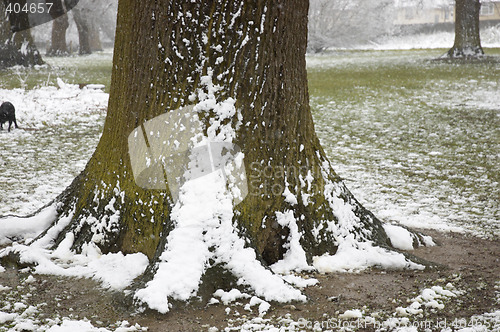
72,7 -> 92,55
46,0 -> 69,56
88,21 -> 103,52
3,0 -> 430,313
448,0 -> 484,57
0,1 -> 44,68
47,16 -> 69,55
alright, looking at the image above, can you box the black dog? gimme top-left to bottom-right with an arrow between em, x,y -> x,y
0,102 -> 19,132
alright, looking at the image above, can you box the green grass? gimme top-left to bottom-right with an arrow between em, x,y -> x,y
0,47 -> 498,235
307,48 -> 500,104
307,48 -> 500,236
0,50 -> 113,92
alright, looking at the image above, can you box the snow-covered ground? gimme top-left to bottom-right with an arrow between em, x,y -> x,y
358,24 -> 500,50
308,50 -> 499,239
0,33 -> 499,331
0,80 -> 107,215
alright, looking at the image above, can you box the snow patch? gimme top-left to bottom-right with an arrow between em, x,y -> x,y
313,239 -> 424,273
0,204 -> 58,245
213,289 -> 250,305
0,239 -> 149,291
270,210 -> 312,274
383,224 -> 415,251
46,319 -> 147,332
339,309 -> 363,319
395,284 -> 459,317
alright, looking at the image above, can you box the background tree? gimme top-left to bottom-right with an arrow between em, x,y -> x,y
3,0 -> 429,312
71,6 -> 91,54
83,0 -> 117,50
308,0 -> 395,53
88,19 -> 102,52
0,0 -> 44,68
46,0 -> 70,56
448,0 -> 484,57
46,0 -> 115,55
70,0 -> 117,54
95,0 -> 117,45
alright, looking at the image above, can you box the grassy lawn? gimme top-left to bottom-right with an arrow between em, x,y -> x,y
0,50 -> 113,92
0,47 -> 499,332
1,48 -> 498,236
307,48 -> 500,236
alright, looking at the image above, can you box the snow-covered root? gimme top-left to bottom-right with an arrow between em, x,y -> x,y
132,158 -> 434,313
0,204 -> 59,246
133,170 -> 306,313
0,204 -> 149,291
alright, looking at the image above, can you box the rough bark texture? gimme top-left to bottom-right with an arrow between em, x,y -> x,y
448,0 -> 484,57
32,0 -> 427,306
0,1 -> 44,68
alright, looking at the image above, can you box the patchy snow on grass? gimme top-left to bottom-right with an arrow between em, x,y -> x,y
358,25 -> 500,51
0,79 -> 107,130
0,81 -> 107,216
309,50 -> 500,239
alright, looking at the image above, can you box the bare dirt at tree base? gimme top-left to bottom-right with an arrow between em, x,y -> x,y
1,229 -> 499,331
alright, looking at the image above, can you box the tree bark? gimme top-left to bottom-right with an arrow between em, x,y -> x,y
88,20 -> 103,52
448,0 -> 484,57
0,0 -> 44,68
47,16 -> 69,55
72,7 -> 92,55
15,0 -> 428,311
46,0 -> 69,56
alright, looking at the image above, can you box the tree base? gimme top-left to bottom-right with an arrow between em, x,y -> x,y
0,166 -> 436,314
446,46 -> 484,59
0,43 -> 44,69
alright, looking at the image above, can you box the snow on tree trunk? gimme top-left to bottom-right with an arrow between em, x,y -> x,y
0,1 -> 44,68
0,0 -> 432,313
448,0 -> 484,58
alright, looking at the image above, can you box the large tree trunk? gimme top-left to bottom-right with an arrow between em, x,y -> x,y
448,0 -> 484,58
0,1 -> 44,68
4,0 -> 429,313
